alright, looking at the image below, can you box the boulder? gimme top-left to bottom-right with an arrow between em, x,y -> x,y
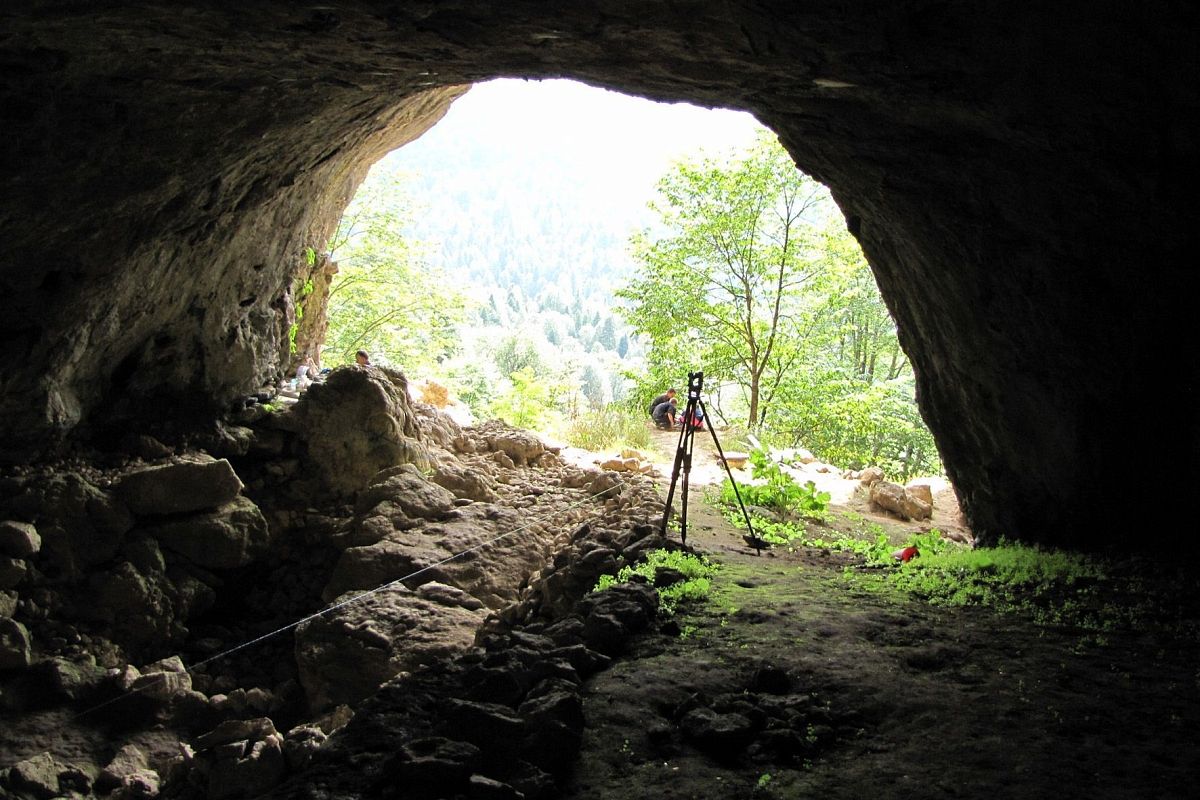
0,617 -> 32,670
0,557 -> 26,589
6,752 -> 72,799
295,587 -> 486,710
194,717 -> 278,750
905,481 -> 935,508
859,467 -> 886,486
0,590 -> 16,618
0,520 -> 40,558
131,655 -> 192,702
116,457 -> 244,516
355,466 -> 458,520
201,723 -> 287,800
481,426 -> 545,466
76,562 -> 180,648
8,472 -> 132,579
413,402 -> 464,449
96,744 -> 149,793
291,366 -> 429,496
429,462 -> 499,503
722,452 -> 749,469
869,480 -> 933,521
282,725 -> 326,770
38,655 -> 106,700
110,768 -> 159,799
325,503 -> 543,609
143,496 -> 270,569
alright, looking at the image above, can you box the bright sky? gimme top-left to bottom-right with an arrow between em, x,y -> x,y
452,77 -> 766,162
389,78 -> 768,213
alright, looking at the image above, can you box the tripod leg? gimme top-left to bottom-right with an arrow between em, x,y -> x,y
679,409 -> 697,545
697,400 -> 762,554
658,402 -> 691,537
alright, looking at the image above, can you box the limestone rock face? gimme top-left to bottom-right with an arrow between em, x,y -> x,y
429,462 -> 499,503
0,4 -> 1197,557
295,587 -> 486,711
291,367 -> 430,496
325,503 -> 541,608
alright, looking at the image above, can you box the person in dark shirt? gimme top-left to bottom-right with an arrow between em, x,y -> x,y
647,388 -> 677,418
652,397 -> 678,429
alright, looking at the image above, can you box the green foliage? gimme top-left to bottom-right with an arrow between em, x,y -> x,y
593,549 -> 718,615
487,367 -> 557,429
493,333 -> 547,378
287,278 -> 317,356
325,173 -> 466,369
821,535 -> 1198,635
717,448 -> 831,518
563,406 -> 651,451
870,543 -> 1115,627
617,134 -> 941,478
617,131 -> 827,428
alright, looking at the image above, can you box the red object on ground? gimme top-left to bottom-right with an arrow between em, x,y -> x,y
892,546 -> 920,563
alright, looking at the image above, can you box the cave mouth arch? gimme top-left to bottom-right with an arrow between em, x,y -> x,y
1,3 -> 1196,556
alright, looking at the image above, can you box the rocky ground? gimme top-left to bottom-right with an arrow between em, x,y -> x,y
1,373 -> 1198,799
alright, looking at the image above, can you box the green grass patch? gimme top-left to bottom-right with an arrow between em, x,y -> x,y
593,548 -> 718,615
564,406 -> 651,451
846,540 -> 1199,634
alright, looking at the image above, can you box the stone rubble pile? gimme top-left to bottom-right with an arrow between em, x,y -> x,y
0,365 -> 678,799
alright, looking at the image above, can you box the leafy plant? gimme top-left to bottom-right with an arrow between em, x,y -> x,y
718,448 -> 830,518
593,549 -> 719,615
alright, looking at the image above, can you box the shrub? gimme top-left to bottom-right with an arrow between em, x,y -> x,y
417,380 -> 451,407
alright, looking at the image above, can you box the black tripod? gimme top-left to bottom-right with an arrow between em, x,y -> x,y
659,371 -> 763,553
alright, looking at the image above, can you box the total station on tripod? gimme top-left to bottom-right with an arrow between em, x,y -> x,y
659,370 -> 762,552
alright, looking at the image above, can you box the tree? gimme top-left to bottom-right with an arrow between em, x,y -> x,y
325,174 -> 465,369
596,317 -> 617,350
581,363 -> 606,408
617,132 -> 827,427
617,134 -> 941,477
493,333 -> 545,377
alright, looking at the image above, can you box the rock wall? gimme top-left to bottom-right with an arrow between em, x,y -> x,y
1,2 -> 1198,553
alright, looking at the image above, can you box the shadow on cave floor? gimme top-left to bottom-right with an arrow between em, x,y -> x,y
563,491 -> 1200,799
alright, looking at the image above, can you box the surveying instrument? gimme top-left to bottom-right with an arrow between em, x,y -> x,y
659,371 -> 763,552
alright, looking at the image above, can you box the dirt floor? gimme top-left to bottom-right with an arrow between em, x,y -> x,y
559,426 -> 1200,800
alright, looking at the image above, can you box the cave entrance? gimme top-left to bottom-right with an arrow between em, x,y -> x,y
306,79 -> 937,483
